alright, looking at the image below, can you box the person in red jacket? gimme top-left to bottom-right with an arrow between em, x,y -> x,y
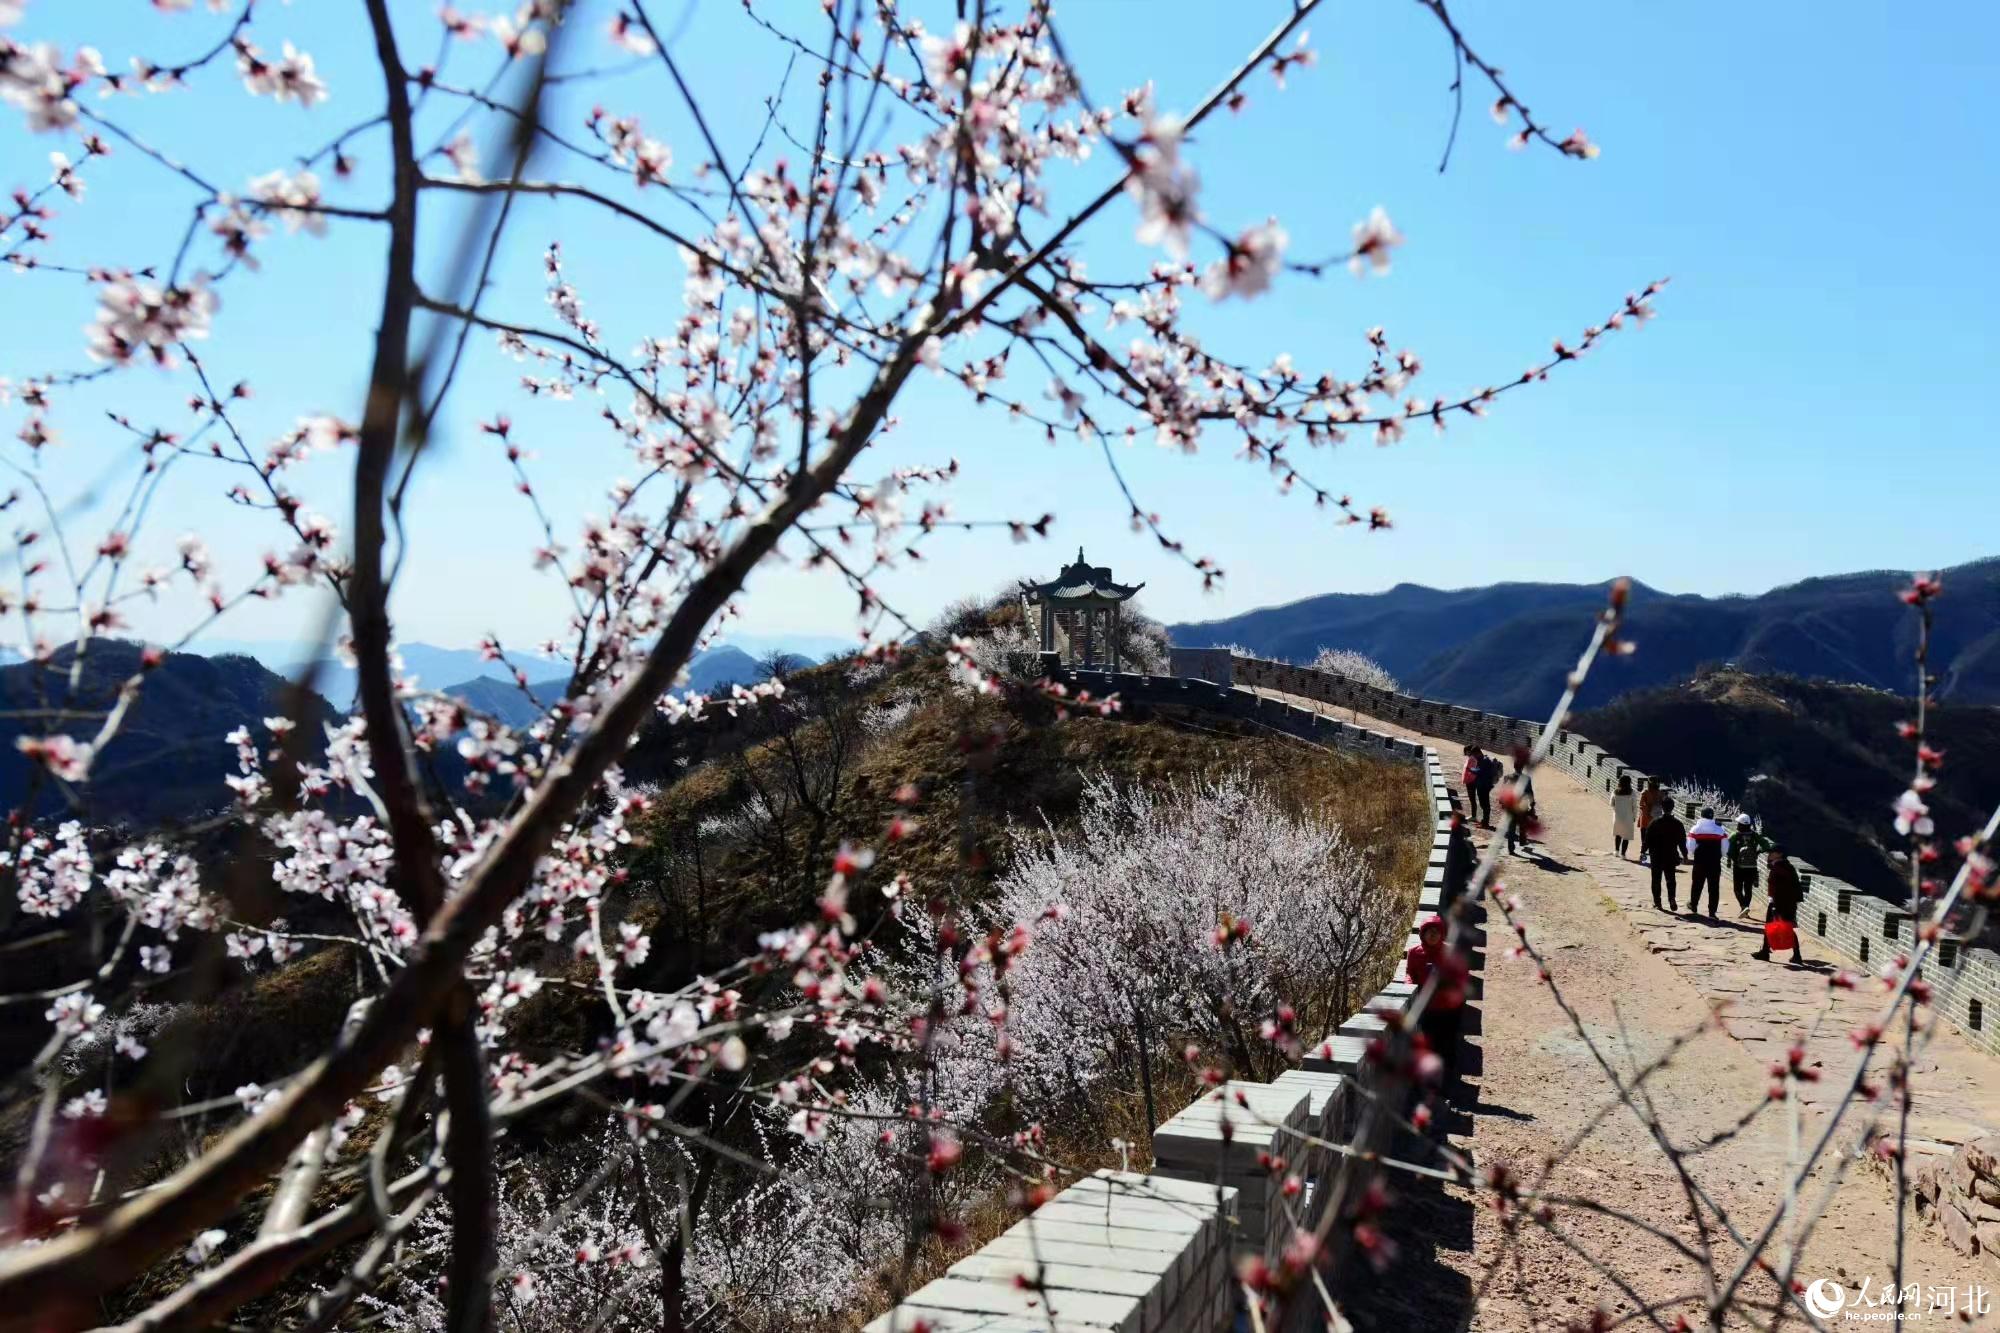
1406,915 -> 1469,1065
1751,845 -> 1807,966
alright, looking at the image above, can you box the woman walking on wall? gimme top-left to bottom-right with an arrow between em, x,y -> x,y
1636,776 -> 1662,864
1612,774 -> 1637,858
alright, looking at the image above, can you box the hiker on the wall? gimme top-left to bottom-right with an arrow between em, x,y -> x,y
1405,914 -> 1468,1063
1636,776 -> 1663,864
1685,805 -> 1731,918
1611,773 -> 1637,858
1729,812 -> 1769,917
1752,844 -> 1808,966
1642,792 -> 1687,911
1462,744 -> 1495,826
1505,754 -> 1536,855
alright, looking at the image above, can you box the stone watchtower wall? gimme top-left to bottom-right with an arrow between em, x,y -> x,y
862,666 -> 1466,1332
1194,649 -> 2000,1062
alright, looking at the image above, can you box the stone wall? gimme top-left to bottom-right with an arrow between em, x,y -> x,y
1915,1136 -> 2000,1267
862,668 -> 1461,1332
1217,653 -> 2000,1061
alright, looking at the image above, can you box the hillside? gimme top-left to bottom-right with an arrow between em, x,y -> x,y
0,641 -> 342,827
1571,669 -> 2000,907
1171,557 -> 2000,714
626,651 -> 1430,957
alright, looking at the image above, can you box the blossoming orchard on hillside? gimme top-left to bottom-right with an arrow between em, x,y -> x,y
9,2 -> 1987,1332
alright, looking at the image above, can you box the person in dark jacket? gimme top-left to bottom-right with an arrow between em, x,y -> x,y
1462,745 -> 1494,827
1729,813 -> 1769,917
1642,794 -> 1687,912
1752,844 -> 1806,965
1684,806 -> 1730,918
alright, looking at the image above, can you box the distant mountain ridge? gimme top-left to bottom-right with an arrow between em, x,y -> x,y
190,637 -> 830,711
0,636 -> 793,825
438,645 -> 770,728
0,642 -> 342,826
1170,558 -> 2000,715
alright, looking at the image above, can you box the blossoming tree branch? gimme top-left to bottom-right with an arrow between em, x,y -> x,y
0,0 -> 1659,1327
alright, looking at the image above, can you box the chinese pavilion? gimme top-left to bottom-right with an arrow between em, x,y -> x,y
1020,549 -> 1144,671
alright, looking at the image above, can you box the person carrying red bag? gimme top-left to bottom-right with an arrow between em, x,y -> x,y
1751,844 -> 1807,966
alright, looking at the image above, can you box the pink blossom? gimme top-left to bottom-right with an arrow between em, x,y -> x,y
17,733 -> 93,782
1203,218 -> 1288,300
1350,206 -> 1403,277
1892,788 -> 1933,837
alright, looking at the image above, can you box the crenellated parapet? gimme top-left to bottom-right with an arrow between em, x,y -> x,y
861,663 -> 1465,1331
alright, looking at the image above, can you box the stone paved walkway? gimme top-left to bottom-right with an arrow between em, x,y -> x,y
1255,687 -> 2000,1329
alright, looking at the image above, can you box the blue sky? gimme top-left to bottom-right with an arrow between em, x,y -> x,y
1,1 -> 1994,657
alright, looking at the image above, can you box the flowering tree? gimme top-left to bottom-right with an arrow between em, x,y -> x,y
0,0 -> 1660,1327
982,771 -> 1398,1097
1309,645 -> 1398,693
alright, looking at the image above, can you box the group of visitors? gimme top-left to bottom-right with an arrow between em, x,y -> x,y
1610,773 -> 1806,966
1459,750 -> 1808,968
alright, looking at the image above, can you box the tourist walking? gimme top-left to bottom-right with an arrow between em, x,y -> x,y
1637,777 -> 1662,865
1505,755 -> 1536,855
1685,806 -> 1730,918
1462,745 -> 1495,826
1752,845 -> 1807,966
1642,793 -> 1686,911
1405,914 -> 1467,1064
1612,774 -> 1637,858
1729,812 -> 1768,916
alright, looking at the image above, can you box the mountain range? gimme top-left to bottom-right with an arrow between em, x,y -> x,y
439,644 -> 770,728
0,640 -> 787,823
1170,558 -> 2000,716
192,637 -> 826,711
0,642 -> 342,826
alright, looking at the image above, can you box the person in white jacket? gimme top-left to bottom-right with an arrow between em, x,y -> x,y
1685,807 -> 1731,918
1611,774 -> 1638,858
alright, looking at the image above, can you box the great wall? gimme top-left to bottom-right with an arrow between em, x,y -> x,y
860,650 -> 2000,1331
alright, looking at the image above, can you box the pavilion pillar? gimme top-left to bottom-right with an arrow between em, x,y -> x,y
1040,600 -> 1054,655
1109,603 -> 1121,673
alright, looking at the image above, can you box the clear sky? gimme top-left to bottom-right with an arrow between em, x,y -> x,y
2,1 -> 1995,656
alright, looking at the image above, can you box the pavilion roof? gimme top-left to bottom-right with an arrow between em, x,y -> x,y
1020,548 -> 1144,601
